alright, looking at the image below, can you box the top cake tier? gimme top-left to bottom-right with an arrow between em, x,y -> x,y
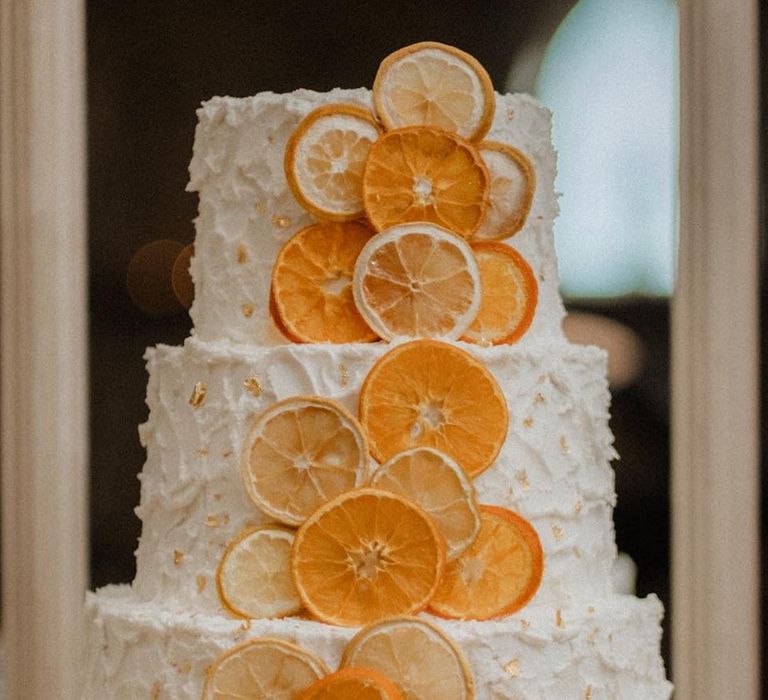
187,88 -> 564,346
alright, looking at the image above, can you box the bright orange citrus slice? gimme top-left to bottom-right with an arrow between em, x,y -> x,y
285,104 -> 382,221
473,142 -> 536,240
341,617 -> 474,700
461,241 -> 538,346
429,505 -> 543,620
359,340 -> 507,477
362,127 -> 489,237
271,220 -> 379,343
369,447 -> 480,560
352,222 -> 481,340
202,638 -> 329,700
373,41 -> 495,142
297,668 -> 404,700
241,396 -> 369,527
290,488 -> 445,627
216,526 -> 301,620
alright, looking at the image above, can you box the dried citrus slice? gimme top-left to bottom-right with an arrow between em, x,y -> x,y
352,223 -> 481,340
370,447 -> 480,560
461,241 -> 538,346
373,41 -> 495,142
285,104 -> 382,221
359,340 -> 507,477
271,221 -> 378,343
341,617 -> 474,700
241,396 -> 369,527
202,638 -> 328,700
291,488 -> 445,627
429,505 -> 543,620
216,526 -> 301,619
297,668 -> 404,700
362,127 -> 489,237
473,142 -> 536,240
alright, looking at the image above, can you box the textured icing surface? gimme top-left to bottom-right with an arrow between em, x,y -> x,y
84,586 -> 672,700
187,89 -> 564,346
133,337 -> 618,613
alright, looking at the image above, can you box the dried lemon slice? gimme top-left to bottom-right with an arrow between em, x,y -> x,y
373,41 -> 495,141
297,668 -> 404,700
291,488 -> 445,627
362,126 -> 489,237
272,220 -> 378,343
341,616 -> 474,700
241,396 -> 369,526
461,241 -> 538,346
352,222 -> 481,340
429,505 -> 544,620
216,526 -> 301,619
473,141 -> 536,240
202,638 -> 328,700
359,339 -> 508,477
370,447 -> 480,560
285,104 -> 382,221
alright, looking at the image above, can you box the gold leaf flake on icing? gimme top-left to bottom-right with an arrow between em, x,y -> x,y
242,303 -> 254,318
197,575 -> 207,593
243,376 -> 262,396
516,470 -> 530,492
173,550 -> 184,565
151,682 -> 161,699
551,524 -> 564,542
520,619 -> 531,630
189,382 -> 207,408
522,416 -> 534,428
587,628 -> 599,645
206,515 -> 219,528
237,244 -> 248,264
503,658 -> 521,677
574,500 -> 583,514
339,363 -> 350,389
534,392 -> 545,405
271,215 -> 292,228
560,435 -> 570,454
556,609 -> 564,628
585,686 -> 593,699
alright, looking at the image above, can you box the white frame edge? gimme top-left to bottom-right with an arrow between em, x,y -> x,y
0,1 -> 88,699
674,1 -> 761,697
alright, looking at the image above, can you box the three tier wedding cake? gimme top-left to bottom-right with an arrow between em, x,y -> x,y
83,42 -> 672,699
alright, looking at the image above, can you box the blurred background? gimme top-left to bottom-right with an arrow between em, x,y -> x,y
86,0 -> 763,678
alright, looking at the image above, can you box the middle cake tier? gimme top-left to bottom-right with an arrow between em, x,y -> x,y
134,337 -> 619,613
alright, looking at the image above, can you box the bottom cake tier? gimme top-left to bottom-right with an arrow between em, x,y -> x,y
83,586 -> 672,700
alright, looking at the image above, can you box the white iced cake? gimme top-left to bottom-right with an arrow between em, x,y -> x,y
83,43 -> 672,700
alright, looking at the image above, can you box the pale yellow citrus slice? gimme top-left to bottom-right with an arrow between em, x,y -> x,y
352,222 -> 481,340
429,505 -> 544,620
359,340 -> 508,477
241,396 -> 369,527
271,220 -> 378,343
373,41 -> 495,142
461,241 -> 538,346
341,616 -> 474,700
362,127 -> 489,237
369,447 -> 480,560
215,526 -> 301,619
285,104 -> 382,221
202,638 -> 328,700
473,141 -> 536,240
291,488 -> 445,627
297,668 -> 404,700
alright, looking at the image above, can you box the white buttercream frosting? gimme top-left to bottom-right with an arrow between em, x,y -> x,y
82,84 -> 671,698
84,586 -> 672,700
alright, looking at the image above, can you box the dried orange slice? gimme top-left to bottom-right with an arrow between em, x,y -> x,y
359,340 -> 507,477
370,447 -> 480,560
362,127 -> 489,237
461,241 -> 538,346
429,505 -> 543,620
291,488 -> 445,627
352,223 -> 481,340
373,41 -> 495,142
241,396 -> 369,527
216,526 -> 301,619
473,142 -> 536,240
271,221 -> 379,343
341,617 -> 474,700
202,638 -> 328,700
285,104 -> 382,221
297,668 -> 403,700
